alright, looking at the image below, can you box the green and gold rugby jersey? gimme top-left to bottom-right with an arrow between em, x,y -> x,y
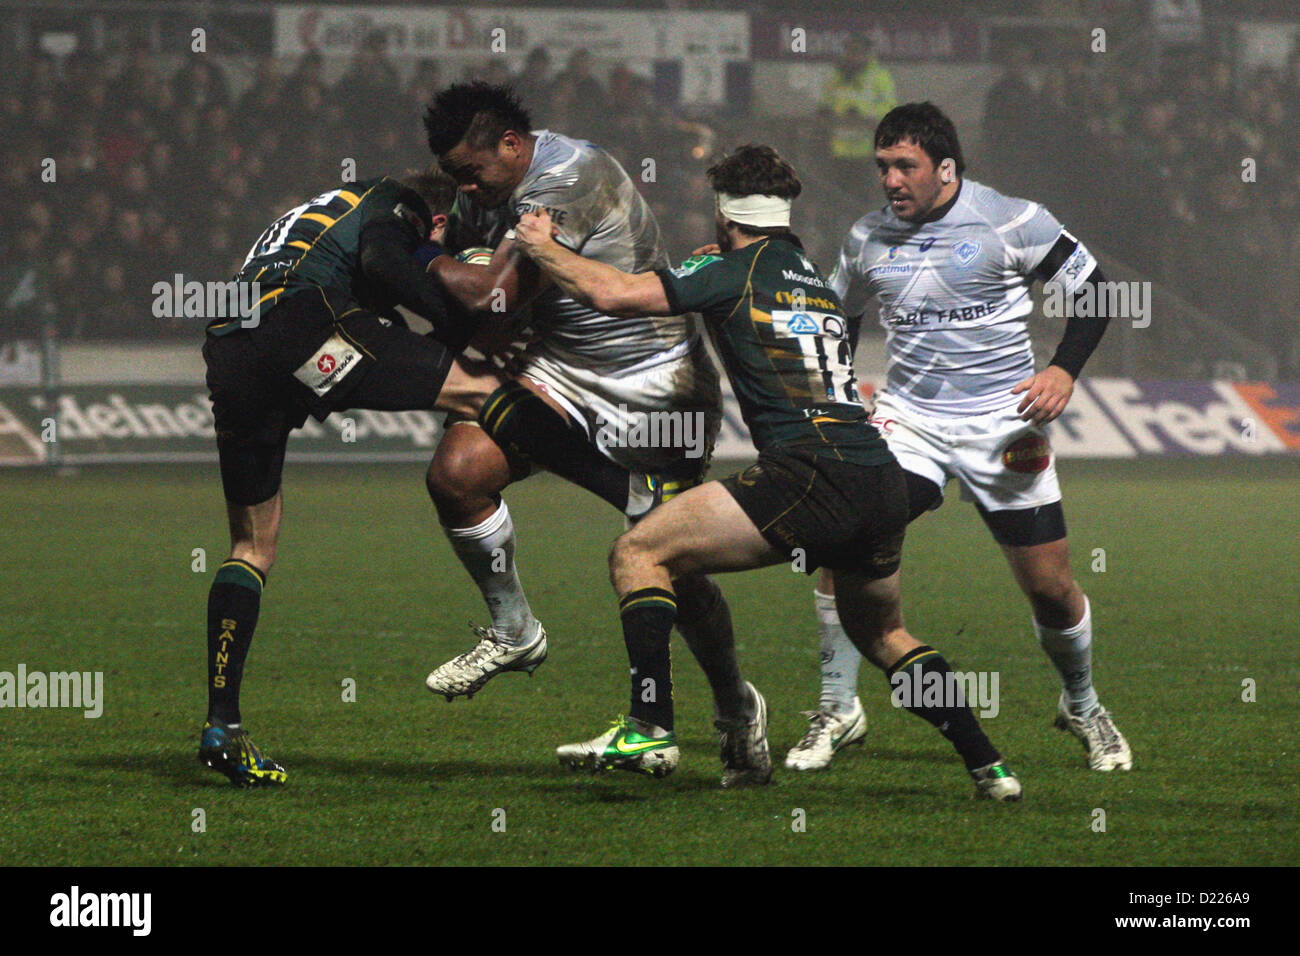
210,177 -> 429,336
656,237 -> 891,466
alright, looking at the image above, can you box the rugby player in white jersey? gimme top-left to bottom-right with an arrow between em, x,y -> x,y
415,83 -> 751,728
786,102 -> 1132,774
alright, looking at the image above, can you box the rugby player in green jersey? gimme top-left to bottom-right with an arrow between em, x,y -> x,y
514,145 -> 1021,799
198,166 -> 667,786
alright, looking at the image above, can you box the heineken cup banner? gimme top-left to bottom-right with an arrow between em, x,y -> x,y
0,385 -> 446,466
1,380 -> 1298,467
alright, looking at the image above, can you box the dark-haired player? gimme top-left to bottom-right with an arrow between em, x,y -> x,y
198,168 -> 506,786
516,144 -> 1021,799
415,83 -> 743,725
785,102 -> 1132,774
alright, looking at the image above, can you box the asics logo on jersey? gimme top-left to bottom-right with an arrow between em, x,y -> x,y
919,237 -> 937,252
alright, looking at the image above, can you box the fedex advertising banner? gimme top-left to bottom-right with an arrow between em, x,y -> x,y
0,380 -> 1296,467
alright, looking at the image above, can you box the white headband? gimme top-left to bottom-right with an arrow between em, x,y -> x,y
716,192 -> 792,229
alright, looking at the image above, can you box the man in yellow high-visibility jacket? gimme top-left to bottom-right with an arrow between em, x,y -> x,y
820,36 -> 897,190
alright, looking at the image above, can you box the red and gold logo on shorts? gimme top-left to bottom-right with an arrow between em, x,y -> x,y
317,354 -> 337,375
1002,434 -> 1052,473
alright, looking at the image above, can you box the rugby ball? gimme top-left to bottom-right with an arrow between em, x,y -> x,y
455,246 -> 494,266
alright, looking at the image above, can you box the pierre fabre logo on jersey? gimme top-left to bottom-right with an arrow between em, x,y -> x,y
293,333 -> 363,397
50,886 -> 150,936
773,310 -> 846,339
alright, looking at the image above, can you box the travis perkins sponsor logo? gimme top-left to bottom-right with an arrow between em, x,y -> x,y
50,886 -> 150,936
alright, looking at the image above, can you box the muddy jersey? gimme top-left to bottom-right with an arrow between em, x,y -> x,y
445,130 -> 694,371
831,179 -> 1097,416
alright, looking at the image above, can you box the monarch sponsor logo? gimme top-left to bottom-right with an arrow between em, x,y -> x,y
596,405 -> 708,459
0,664 -> 102,718
781,268 -> 827,288
151,274 -> 261,328
1002,433 -> 1052,473
891,667 -> 999,718
49,886 -> 150,936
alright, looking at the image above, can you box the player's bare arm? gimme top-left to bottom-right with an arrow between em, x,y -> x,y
427,233 -> 551,315
513,210 -> 671,317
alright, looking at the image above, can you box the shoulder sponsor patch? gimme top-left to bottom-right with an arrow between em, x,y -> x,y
670,254 -> 723,278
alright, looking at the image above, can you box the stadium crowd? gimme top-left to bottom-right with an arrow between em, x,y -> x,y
2,31 -> 1296,378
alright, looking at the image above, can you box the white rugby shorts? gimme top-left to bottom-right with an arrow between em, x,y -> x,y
869,389 -> 1062,512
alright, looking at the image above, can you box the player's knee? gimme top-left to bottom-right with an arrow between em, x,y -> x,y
426,436 -> 496,503
1025,575 -> 1078,619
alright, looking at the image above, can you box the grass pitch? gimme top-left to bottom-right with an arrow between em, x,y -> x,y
1,457 -> 1296,866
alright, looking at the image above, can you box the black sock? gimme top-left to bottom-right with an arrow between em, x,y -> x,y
479,381 -> 631,512
206,559 -> 266,726
886,645 -> 1000,771
619,587 -> 676,732
674,576 -> 747,720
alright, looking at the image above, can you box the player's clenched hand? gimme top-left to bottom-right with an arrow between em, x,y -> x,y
514,210 -> 557,256
690,243 -> 721,256
1011,365 -> 1074,424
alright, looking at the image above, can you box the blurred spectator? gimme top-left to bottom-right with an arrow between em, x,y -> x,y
818,35 -> 896,194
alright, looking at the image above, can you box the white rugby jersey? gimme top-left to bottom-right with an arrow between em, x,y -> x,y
830,179 -> 1096,416
446,130 -> 693,371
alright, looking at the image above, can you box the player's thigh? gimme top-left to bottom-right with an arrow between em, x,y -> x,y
520,342 -> 720,474
950,408 -> 1062,519
345,328 -> 502,419
871,394 -> 951,515
615,480 -> 784,579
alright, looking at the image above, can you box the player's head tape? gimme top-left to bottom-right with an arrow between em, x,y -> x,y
716,192 -> 792,229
